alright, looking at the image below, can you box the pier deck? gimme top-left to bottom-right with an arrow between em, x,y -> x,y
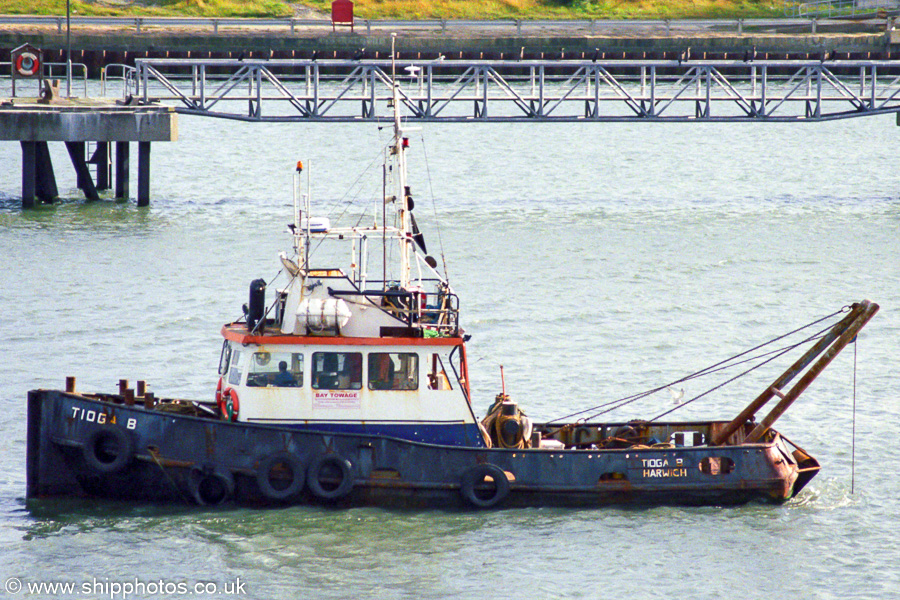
0,99 -> 177,208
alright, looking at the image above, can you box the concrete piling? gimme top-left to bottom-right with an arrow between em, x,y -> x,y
35,141 -> 58,201
137,141 -> 151,207
20,141 -> 36,208
115,141 -> 130,200
65,141 -> 100,200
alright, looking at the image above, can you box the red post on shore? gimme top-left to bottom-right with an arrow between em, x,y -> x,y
331,0 -> 354,32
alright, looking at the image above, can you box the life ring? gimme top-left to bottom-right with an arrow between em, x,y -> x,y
220,387 -> 239,422
256,452 -> 305,501
189,467 -> 234,506
82,426 -> 134,474
460,464 -> 509,508
15,52 -> 40,77
215,377 -> 224,408
306,454 -> 354,500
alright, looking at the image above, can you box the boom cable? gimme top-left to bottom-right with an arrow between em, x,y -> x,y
544,307 -> 848,428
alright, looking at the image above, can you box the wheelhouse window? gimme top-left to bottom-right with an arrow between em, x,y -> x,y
247,351 -> 304,388
227,350 -> 243,386
218,341 -> 232,376
312,352 -> 362,390
368,352 -> 418,390
427,353 -> 452,390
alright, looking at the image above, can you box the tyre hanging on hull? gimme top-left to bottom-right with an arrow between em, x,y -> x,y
460,464 -> 510,508
256,452 -> 305,502
306,454 -> 354,501
189,467 -> 235,506
82,426 -> 134,475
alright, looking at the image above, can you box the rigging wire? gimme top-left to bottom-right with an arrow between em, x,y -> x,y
320,138 -> 386,219
544,306 -> 847,426
551,329 -> 829,427
851,336 -> 857,494
419,133 -> 450,281
647,327 -> 826,421
306,145 -> 387,261
599,325 -> 824,423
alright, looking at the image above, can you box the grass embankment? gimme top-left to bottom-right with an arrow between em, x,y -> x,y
0,0 -> 784,20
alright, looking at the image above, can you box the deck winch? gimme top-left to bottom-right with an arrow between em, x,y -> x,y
482,394 -> 533,449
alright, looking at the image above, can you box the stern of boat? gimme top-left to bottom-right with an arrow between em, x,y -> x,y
789,446 -> 821,497
26,390 -> 83,498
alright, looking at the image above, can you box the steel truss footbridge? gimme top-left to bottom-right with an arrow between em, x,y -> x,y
122,58 -> 900,122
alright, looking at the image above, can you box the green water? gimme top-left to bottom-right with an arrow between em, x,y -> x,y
1,114 -> 899,599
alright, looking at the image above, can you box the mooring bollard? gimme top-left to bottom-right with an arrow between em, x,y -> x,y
118,379 -> 128,396
65,376 -> 76,393
136,380 -> 146,397
144,392 -> 155,409
124,388 -> 135,406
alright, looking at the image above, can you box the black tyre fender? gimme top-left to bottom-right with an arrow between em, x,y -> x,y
460,464 -> 510,508
306,454 -> 354,500
82,426 -> 134,474
613,425 -> 638,440
189,467 -> 235,506
256,452 -> 305,501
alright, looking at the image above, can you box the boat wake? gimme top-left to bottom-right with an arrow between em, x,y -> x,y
786,477 -> 860,511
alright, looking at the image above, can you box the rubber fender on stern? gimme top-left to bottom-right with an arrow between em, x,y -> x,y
189,467 -> 235,506
256,452 -> 305,502
460,464 -> 510,509
306,454 -> 354,501
82,426 -> 134,474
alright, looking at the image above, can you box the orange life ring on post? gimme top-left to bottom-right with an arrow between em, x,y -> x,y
221,387 -> 239,422
15,52 -> 40,77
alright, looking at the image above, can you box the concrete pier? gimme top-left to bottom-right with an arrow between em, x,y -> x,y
0,100 -> 177,207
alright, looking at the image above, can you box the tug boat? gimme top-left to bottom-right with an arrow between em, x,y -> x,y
26,60 -> 879,510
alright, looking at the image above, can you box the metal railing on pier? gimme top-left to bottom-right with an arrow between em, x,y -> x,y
126,58 -> 900,122
0,14 -> 883,36
0,62 -> 89,96
784,0 -> 900,18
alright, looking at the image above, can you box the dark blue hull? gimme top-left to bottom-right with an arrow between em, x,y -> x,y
26,389 -> 817,509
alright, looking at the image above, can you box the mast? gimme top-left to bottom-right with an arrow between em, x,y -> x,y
292,160 -> 305,269
391,34 -> 412,289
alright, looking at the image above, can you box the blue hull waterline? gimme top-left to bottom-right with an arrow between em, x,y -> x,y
263,422 -> 485,448
27,388 -> 822,509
